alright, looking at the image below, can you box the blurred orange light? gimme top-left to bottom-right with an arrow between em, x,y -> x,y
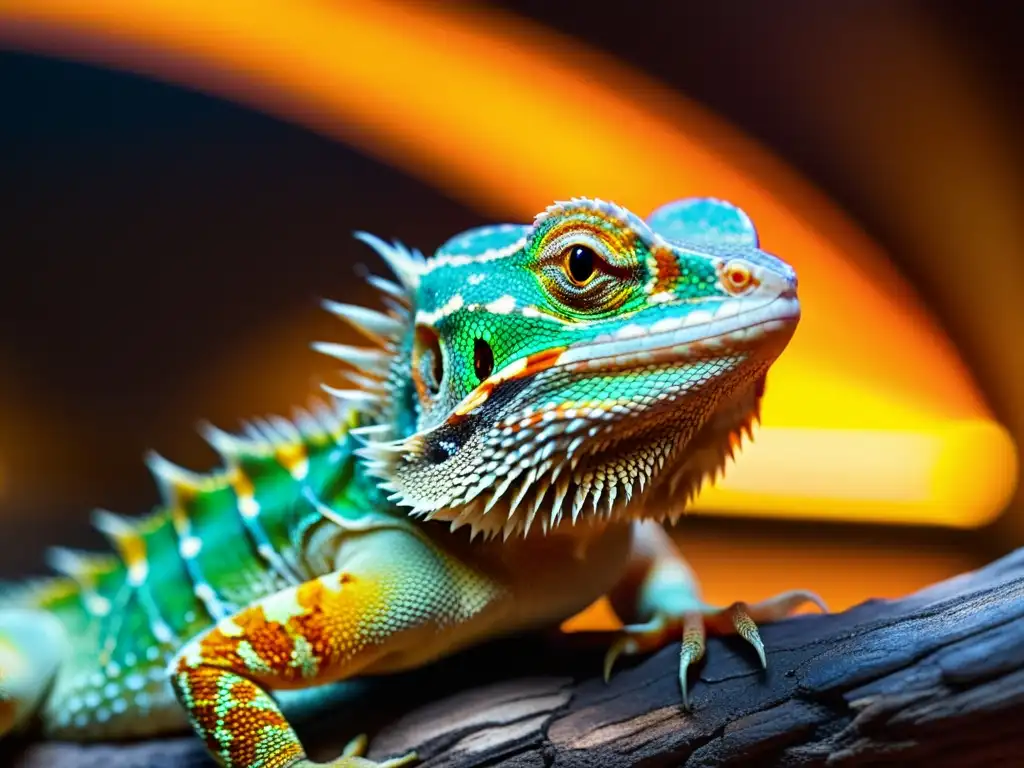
0,0 -> 1015,526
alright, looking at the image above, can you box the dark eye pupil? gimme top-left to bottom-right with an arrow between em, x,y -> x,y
473,338 -> 494,382
567,246 -> 596,284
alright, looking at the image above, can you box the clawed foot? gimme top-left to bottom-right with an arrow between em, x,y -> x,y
294,734 -> 418,768
604,589 -> 827,708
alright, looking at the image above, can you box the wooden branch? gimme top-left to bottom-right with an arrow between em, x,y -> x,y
9,547 -> 1024,768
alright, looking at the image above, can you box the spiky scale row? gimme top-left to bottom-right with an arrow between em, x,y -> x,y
351,231 -> 425,293
16,382 -> 386,738
321,299 -> 405,344
45,547 -> 117,618
17,236 -> 418,738
41,240 -> 410,633
353,363 -> 742,540
312,343 -> 392,378
532,197 -> 654,243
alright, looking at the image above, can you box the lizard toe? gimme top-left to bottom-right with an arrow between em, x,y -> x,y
603,588 -> 827,709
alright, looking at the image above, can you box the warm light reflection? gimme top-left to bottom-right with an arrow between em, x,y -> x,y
0,0 -> 1016,525
695,421 -> 1017,527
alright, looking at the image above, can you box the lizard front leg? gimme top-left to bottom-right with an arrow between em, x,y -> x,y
604,520 -> 826,707
169,527 -> 503,768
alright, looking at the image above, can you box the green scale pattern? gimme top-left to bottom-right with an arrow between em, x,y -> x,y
26,406 -> 374,738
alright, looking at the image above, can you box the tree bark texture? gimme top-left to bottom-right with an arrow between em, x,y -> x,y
8,547 -> 1023,767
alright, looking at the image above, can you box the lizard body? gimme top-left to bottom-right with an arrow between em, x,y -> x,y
0,197 -> 823,767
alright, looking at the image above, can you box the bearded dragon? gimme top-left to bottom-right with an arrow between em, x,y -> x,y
0,197 -> 824,767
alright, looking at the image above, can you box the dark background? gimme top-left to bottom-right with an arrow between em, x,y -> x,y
1,2 -> 1021,584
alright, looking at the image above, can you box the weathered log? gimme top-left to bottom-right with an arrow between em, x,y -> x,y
7,547 -> 1023,767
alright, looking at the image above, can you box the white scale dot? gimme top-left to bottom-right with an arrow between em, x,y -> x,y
125,673 -> 146,691
179,536 -> 202,559
195,584 -> 216,602
152,622 -> 174,644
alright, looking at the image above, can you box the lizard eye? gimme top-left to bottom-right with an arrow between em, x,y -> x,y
413,324 -> 444,399
473,338 -> 494,382
564,245 -> 597,286
538,233 -> 636,316
721,261 -> 755,294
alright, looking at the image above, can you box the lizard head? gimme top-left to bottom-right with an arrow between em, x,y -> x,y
324,197 -> 799,539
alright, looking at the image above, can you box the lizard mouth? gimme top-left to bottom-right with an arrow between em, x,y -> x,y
557,294 -> 800,370
446,294 -> 798,422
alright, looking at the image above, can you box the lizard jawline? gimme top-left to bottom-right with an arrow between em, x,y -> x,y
363,302 -> 794,541
555,294 -> 799,370
383,372 -> 768,542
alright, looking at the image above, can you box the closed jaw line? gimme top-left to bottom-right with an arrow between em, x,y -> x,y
446,294 -> 799,420
558,294 -> 800,369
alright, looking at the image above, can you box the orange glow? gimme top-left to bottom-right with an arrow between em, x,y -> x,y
696,421 -> 1017,527
562,528 -> 978,631
0,0 -> 1015,525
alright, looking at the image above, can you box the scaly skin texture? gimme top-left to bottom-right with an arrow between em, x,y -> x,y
0,197 -> 824,767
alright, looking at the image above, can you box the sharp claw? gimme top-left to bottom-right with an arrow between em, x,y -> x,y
679,614 -> 705,711
747,589 -> 829,621
806,592 -> 830,614
729,602 -> 767,668
603,617 -> 664,683
772,589 -> 829,616
310,740 -> 415,767
678,646 -> 693,710
379,752 -> 419,768
342,734 -> 368,758
603,640 -> 622,683
601,583 -> 821,715
603,636 -> 636,683
748,627 -> 767,669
